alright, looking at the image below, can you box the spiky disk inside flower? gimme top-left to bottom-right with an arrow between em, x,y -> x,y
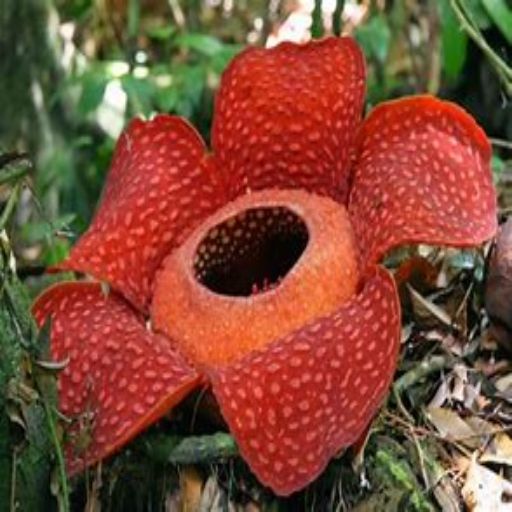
151,189 -> 359,365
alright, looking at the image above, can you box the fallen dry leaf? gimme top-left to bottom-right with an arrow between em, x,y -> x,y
423,329 -> 467,356
496,373 -> 512,393
426,407 -> 476,443
408,285 -> 453,328
395,255 -> 439,291
462,455 -> 512,511
481,432 -> 512,466
429,377 -> 451,409
395,255 -> 439,310
452,365 -> 468,402
428,365 -> 483,412
425,407 -> 504,452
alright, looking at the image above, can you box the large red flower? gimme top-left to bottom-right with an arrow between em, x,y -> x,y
33,37 -> 497,495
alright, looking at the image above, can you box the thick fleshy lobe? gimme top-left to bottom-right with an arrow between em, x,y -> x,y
210,267 -> 400,496
213,37 -> 365,202
32,282 -> 200,475
349,96 -> 497,265
57,115 -> 227,312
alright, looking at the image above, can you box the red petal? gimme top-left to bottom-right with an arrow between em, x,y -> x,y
33,282 -> 200,475
349,96 -> 497,265
57,115 -> 228,311
209,267 -> 400,495
212,37 -> 365,202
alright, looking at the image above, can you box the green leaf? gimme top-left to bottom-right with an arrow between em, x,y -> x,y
210,45 -> 242,74
354,15 -> 391,64
450,0 -> 512,95
481,0 -> 512,44
439,0 -> 468,79
492,154 -> 505,176
77,72 -> 108,115
357,436 -> 436,511
22,213 -> 76,244
156,86 -> 179,112
467,0 -> 492,28
175,33 -> 225,57
41,239 -> 71,266
121,74 -> 155,117
0,152 -> 31,186
146,24 -> 176,40
56,0 -> 92,20
166,65 -> 206,118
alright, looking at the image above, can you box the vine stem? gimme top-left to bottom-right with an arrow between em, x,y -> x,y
42,399 -> 70,512
450,0 -> 512,96
0,183 -> 21,230
491,137 -> 512,150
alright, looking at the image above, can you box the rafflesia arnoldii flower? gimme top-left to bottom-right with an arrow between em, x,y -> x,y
33,37 -> 497,495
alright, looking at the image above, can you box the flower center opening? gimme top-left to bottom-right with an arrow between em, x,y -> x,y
193,207 -> 309,297
151,189 -> 359,366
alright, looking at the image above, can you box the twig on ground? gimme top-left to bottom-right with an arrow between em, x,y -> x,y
491,138 -> 512,151
394,355 -> 454,395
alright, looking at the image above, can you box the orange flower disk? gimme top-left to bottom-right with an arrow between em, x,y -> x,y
34,37 -> 497,495
152,189 -> 359,365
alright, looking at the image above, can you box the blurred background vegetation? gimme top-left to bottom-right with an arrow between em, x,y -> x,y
0,0 -> 511,282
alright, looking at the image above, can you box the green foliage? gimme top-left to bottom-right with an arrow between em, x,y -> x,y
439,0 -> 469,80
355,15 -> 391,65
360,437 -> 435,512
176,33 -> 226,57
0,239 -> 54,511
55,0 -> 91,20
450,0 -> 512,95
0,154 -> 32,187
69,32 -> 239,125
76,71 -> 110,116
480,0 -> 512,44
0,158 -> 68,511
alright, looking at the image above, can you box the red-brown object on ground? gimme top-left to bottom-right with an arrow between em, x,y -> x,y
486,218 -> 512,349
33,37 -> 497,495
